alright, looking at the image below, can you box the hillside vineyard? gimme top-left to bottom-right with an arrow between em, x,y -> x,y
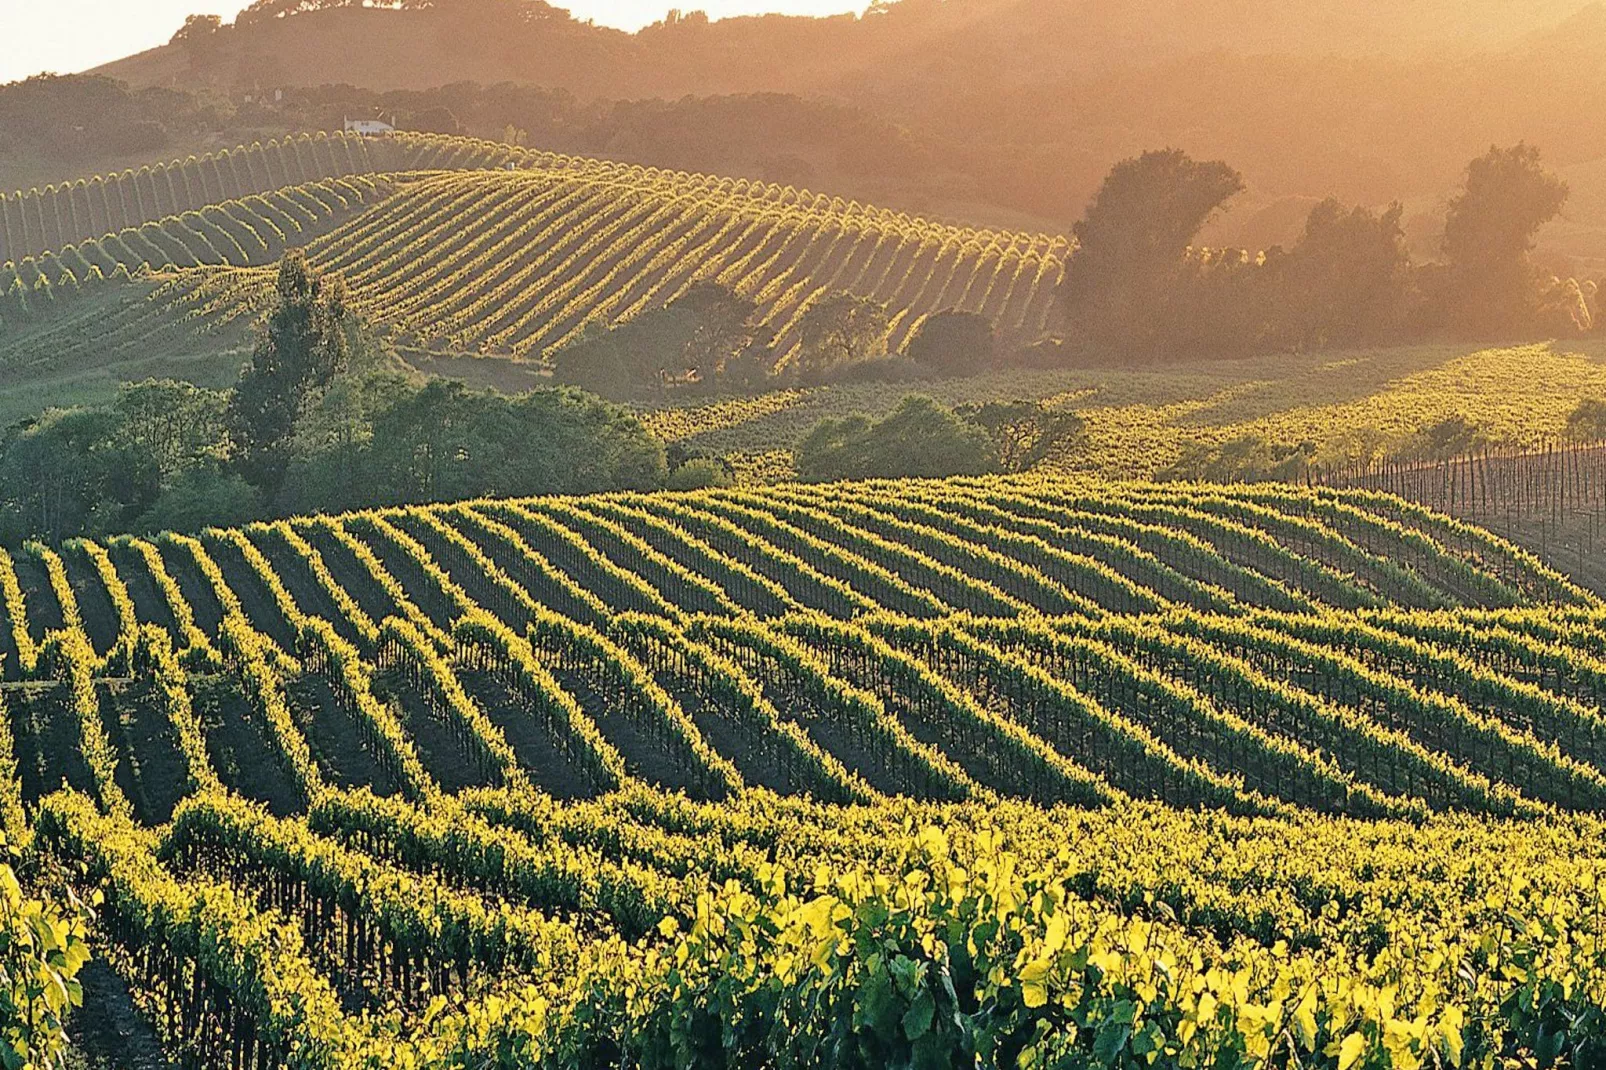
8,476 -> 1606,1066
0,133 -> 1066,367
7,476 -> 1606,1064
0,132 -> 484,264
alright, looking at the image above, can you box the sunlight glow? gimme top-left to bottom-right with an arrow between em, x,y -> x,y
0,0 -> 864,85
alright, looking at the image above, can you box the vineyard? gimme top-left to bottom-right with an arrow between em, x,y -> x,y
9,132 -> 1606,497
0,131 -> 525,266
0,132 -> 1066,376
639,339 -> 1606,484
1,476 -> 1604,1065
7,131 -> 1606,1069
1314,439 -> 1606,594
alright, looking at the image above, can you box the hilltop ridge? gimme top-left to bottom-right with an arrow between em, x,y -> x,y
59,0 -> 1606,270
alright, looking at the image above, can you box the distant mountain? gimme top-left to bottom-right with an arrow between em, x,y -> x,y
53,0 -> 1606,273
94,0 -> 1595,97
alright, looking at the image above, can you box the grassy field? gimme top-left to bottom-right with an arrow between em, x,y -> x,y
0,281 -> 251,424
640,339 -> 1606,480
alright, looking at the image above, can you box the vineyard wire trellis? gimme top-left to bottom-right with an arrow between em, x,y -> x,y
1310,438 -> 1606,568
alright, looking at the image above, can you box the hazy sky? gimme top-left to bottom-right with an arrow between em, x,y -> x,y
0,0 -> 863,85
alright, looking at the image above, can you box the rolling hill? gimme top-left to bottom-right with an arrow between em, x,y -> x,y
8,474 -> 1606,1064
1,477 -> 1596,816
93,0 -> 1596,97
10,6 -> 1606,1064
71,0 -> 1606,272
0,133 -> 1065,383
635,338 -> 1606,486
7,132 -> 1606,504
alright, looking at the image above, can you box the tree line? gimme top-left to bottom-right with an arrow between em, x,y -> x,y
550,282 -> 1004,400
794,396 -> 1086,483
1057,143 -> 1591,359
548,140 -> 1595,407
0,252 -> 707,543
0,74 -> 218,181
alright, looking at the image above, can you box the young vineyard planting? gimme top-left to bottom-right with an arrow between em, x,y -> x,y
3,130 -> 1066,372
8,476 -> 1606,1067
293,168 -> 1065,360
0,131 -> 543,266
1,132 -> 1066,372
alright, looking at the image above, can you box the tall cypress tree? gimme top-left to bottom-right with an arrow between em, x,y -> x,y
229,251 -> 351,497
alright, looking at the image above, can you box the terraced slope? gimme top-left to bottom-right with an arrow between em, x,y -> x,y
1,132 -> 1066,372
3,479 -> 1590,664
0,178 -> 389,382
1,176 -> 389,286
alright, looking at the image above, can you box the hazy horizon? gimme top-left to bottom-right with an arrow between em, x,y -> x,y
0,0 -> 864,86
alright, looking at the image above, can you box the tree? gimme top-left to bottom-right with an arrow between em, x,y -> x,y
551,309 -> 695,396
137,468 -> 261,534
1058,149 -> 1244,351
112,379 -> 229,482
229,251 -> 354,498
666,457 -> 734,491
906,310 -> 995,376
280,370 -> 412,512
672,282 -> 759,384
550,284 -> 761,397
795,395 -> 997,481
466,385 -> 667,496
717,323 -> 779,391
409,106 -> 461,135
1277,198 -> 1415,347
1406,415 -> 1486,461
1439,143 -> 1568,336
169,13 -> 222,47
359,378 -> 480,503
1159,434 -> 1315,483
794,291 -> 888,383
0,381 -> 234,541
1148,245 -> 1272,355
954,400 -> 1084,472
1536,275 -> 1593,336
0,408 -> 158,542
1565,398 -> 1606,443
286,381 -> 668,510
169,14 -> 227,72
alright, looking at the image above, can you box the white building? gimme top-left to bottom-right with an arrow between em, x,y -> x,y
344,118 -> 395,136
